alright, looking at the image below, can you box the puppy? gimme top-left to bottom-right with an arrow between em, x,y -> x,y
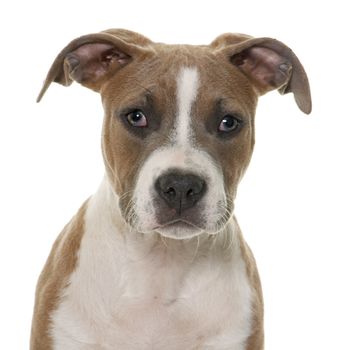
31,29 -> 311,350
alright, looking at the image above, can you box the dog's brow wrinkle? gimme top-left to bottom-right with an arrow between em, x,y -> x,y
135,82 -> 154,95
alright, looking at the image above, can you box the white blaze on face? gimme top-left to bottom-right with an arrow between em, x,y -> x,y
174,67 -> 200,146
132,65 -> 227,238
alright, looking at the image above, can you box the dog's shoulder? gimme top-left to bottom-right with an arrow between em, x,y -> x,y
30,199 -> 89,349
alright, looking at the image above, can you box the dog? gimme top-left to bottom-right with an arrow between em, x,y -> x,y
31,29 -> 311,350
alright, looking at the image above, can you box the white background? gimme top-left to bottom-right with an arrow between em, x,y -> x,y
1,0 -> 349,348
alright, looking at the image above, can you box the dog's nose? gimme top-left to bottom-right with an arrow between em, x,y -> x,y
155,172 -> 206,213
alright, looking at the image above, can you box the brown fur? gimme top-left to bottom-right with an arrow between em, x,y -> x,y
30,200 -> 88,349
236,220 -> 264,350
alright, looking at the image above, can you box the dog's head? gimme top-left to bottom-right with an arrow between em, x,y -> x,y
38,29 -> 311,239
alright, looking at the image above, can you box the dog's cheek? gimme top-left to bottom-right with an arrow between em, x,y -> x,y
218,139 -> 254,203
102,120 -> 143,197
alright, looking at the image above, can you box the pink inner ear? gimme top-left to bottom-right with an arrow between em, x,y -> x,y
67,43 -> 130,85
236,47 -> 292,92
73,43 -> 115,61
102,50 -> 130,65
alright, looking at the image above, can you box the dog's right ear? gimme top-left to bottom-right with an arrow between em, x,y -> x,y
37,29 -> 153,102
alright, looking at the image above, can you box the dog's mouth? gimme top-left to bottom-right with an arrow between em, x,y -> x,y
154,220 -> 204,239
158,219 -> 198,230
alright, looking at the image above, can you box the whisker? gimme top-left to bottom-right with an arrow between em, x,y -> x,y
160,234 -> 169,249
190,235 -> 201,262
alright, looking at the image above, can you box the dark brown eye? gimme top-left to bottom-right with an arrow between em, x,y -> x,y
218,115 -> 242,133
126,110 -> 148,127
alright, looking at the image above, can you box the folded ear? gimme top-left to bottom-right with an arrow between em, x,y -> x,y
37,29 -> 153,102
213,35 -> 312,114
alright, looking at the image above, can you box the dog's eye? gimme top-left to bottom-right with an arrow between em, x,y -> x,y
126,110 -> 148,128
218,115 -> 242,133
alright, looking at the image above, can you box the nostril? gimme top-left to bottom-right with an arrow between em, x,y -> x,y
186,189 -> 194,197
186,179 -> 205,202
165,187 -> 176,198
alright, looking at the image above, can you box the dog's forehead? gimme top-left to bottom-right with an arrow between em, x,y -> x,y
148,44 -> 234,86
152,45 -> 256,124
104,43 -> 255,116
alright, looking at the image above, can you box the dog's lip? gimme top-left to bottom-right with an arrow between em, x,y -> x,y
155,219 -> 199,230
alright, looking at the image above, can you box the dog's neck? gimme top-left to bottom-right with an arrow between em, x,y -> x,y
88,176 -> 241,260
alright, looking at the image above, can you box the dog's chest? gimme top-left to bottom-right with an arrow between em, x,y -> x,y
51,223 -> 252,350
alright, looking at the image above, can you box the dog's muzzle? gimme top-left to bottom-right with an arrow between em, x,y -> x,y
131,146 -> 228,239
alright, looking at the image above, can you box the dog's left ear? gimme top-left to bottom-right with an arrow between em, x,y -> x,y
37,29 -> 153,102
213,35 -> 312,114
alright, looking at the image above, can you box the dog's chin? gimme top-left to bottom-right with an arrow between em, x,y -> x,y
154,221 -> 204,240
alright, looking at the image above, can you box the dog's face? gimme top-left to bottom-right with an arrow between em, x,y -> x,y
102,48 -> 257,238
38,29 -> 311,239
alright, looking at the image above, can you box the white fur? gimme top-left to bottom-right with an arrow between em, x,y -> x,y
174,67 -> 200,146
51,178 -> 253,350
